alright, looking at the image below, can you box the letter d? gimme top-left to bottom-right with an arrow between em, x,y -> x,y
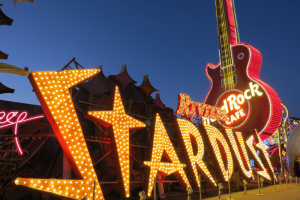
221,99 -> 229,113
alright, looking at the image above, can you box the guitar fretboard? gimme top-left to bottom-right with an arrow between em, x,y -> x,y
215,0 -> 238,90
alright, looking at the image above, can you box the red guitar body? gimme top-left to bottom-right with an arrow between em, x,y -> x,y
204,43 -> 282,140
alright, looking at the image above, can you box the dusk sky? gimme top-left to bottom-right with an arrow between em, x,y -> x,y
0,0 -> 299,117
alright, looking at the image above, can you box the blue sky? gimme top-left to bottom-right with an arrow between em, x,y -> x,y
0,0 -> 299,117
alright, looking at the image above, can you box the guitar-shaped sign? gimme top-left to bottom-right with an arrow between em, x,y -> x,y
204,0 -> 282,140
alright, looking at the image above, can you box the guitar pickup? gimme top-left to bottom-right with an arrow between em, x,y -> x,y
220,65 -> 235,76
221,75 -> 237,88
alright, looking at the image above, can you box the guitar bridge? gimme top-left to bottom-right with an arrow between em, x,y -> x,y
220,65 -> 235,76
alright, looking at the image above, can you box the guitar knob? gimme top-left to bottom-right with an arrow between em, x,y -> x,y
237,52 -> 244,60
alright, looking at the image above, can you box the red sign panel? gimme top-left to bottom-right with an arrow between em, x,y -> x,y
216,89 -> 251,129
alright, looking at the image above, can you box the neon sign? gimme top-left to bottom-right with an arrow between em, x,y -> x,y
204,125 -> 234,181
176,93 -> 228,121
85,86 -> 146,197
245,130 -> 275,180
12,69 -> 276,200
143,114 -> 190,196
0,111 -> 44,155
225,129 -> 252,178
217,82 -> 263,128
176,119 -> 216,186
16,69 -> 105,200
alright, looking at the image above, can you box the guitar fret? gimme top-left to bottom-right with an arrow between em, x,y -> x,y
216,0 -> 236,85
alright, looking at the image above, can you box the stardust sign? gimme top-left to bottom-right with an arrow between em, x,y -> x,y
13,69 -> 276,200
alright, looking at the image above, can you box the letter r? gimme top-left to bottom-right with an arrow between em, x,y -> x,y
249,82 -> 263,97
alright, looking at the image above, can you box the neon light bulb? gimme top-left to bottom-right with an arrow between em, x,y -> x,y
225,129 -> 252,178
176,93 -> 228,121
175,93 -> 191,119
15,69 -> 104,200
245,131 -> 275,180
246,135 -> 270,180
85,86 -> 146,197
204,125 -> 233,181
177,118 -> 216,186
144,114 -> 190,197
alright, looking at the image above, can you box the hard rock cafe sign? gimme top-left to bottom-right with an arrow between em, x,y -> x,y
176,81 -> 276,135
218,82 -> 263,128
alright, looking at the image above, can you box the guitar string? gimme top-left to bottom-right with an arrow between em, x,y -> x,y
218,0 -> 228,90
219,0 -> 236,90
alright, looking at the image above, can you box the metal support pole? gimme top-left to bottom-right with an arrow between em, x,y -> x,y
154,177 -> 156,200
93,180 -> 96,200
226,171 -> 234,200
274,175 -> 276,191
199,175 -> 202,200
274,175 -> 276,190
286,171 -> 287,188
63,153 -> 72,179
286,170 -> 290,189
280,179 -> 282,187
157,174 -> 165,198
63,153 -> 72,200
228,172 -> 231,200
256,173 -> 263,195
277,128 -> 283,172
258,173 -> 260,194
273,173 -> 279,192
218,184 -> 221,199
297,176 -> 298,185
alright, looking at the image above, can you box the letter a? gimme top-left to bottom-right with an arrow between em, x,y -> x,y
144,113 -> 191,197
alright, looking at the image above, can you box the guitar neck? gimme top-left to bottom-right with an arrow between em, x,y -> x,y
215,0 -> 239,68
